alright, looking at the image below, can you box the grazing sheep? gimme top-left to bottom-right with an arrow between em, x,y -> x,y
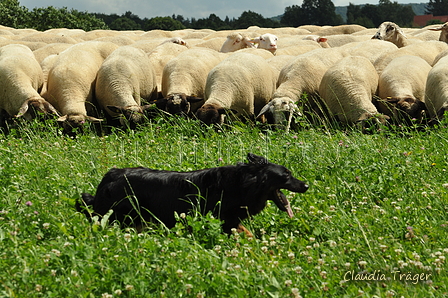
95,46 -> 158,128
44,41 -> 119,133
373,40 -> 448,75
319,56 -> 381,124
377,55 -> 430,123
147,42 -> 189,91
372,21 -> 422,47
0,44 -> 59,126
158,48 -> 227,116
219,32 -> 255,53
424,55 -> 448,119
250,33 -> 278,54
196,52 -> 277,125
302,35 -> 330,48
273,48 -> 348,121
428,22 -> 448,43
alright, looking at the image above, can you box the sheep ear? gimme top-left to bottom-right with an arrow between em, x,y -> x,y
16,100 -> 30,117
429,26 -> 444,31
257,102 -> 273,118
186,96 -> 203,103
86,116 -> 103,123
44,102 -> 60,116
318,37 -> 328,42
57,115 -> 68,122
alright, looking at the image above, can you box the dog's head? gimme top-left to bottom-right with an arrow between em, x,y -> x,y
246,153 -> 309,217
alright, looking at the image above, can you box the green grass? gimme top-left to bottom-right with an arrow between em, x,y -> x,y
0,116 -> 447,297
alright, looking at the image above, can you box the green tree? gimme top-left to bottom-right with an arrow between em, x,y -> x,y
30,6 -> 108,31
283,0 -> 342,26
144,16 -> 185,31
0,0 -> 30,28
281,5 -> 303,26
425,0 -> 448,15
233,10 -> 279,29
109,17 -> 141,30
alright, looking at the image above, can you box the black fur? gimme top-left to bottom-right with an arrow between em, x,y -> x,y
77,153 -> 308,233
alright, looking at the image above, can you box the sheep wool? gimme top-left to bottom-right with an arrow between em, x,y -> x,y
196,52 -> 277,125
0,44 -> 58,123
319,55 -> 380,124
95,46 -> 158,127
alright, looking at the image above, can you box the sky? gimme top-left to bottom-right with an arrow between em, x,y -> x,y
19,0 -> 426,20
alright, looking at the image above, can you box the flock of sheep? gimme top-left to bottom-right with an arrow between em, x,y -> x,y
2,21 -> 448,134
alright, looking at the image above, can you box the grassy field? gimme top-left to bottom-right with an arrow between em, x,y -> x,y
0,116 -> 447,297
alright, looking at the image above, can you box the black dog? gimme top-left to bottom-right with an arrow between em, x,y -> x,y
77,153 -> 308,235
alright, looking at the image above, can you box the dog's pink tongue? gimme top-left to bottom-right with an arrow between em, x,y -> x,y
285,200 -> 294,218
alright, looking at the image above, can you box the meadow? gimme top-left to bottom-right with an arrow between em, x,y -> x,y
0,115 -> 447,298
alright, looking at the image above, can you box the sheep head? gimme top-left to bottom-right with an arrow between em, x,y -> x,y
16,97 -> 60,120
429,22 -> 448,43
57,114 -> 102,134
107,104 -> 154,128
195,103 -> 237,125
372,22 -> 406,46
376,96 -> 426,124
151,93 -> 203,117
251,33 -> 278,54
220,32 -> 255,53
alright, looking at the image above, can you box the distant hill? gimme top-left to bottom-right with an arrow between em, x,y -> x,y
272,3 -> 427,23
335,3 -> 427,22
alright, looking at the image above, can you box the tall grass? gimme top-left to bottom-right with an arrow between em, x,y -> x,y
0,116 -> 447,297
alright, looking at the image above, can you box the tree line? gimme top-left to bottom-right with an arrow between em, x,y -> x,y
1,0 -> 448,32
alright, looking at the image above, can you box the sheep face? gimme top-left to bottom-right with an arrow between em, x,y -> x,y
107,105 -> 153,128
254,34 -> 278,53
195,103 -> 227,125
57,114 -> 102,134
16,97 -> 60,120
257,98 -> 301,124
372,22 -> 405,43
376,97 -> 426,124
152,93 -> 203,117
429,22 -> 448,43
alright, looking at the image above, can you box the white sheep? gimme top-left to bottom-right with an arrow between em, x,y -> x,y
273,48 -> 348,120
196,52 -> 277,125
0,44 -> 59,124
32,43 -> 72,64
377,55 -> 431,123
314,24 -> 367,36
428,22 -> 448,43
318,56 -> 381,124
373,40 -> 448,75
424,55 -> 448,119
250,33 -> 278,54
43,41 -> 119,133
339,39 -> 398,64
159,47 -> 227,116
147,42 -> 189,91
372,21 -> 422,48
95,46 -> 158,128
219,32 -> 255,53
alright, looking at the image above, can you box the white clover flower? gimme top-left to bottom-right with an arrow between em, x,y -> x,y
358,260 -> 367,268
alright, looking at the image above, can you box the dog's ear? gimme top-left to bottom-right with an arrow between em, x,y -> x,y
247,153 -> 268,165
